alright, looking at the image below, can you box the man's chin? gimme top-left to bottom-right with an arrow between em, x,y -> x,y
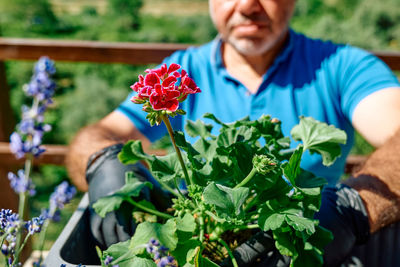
228,37 -> 275,56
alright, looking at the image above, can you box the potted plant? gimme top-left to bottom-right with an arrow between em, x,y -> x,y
87,63 -> 349,267
43,63 -> 400,267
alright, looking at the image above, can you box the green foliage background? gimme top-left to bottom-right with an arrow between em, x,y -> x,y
0,0 -> 398,250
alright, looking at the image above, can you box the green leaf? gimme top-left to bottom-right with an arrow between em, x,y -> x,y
198,256 -> 221,267
175,213 -> 197,240
172,238 -> 201,266
258,212 -> 285,231
93,178 -> 152,218
104,241 -> 157,267
174,131 -> 204,170
216,126 -> 256,148
105,240 -> 134,261
118,257 -> 157,267
291,248 -> 323,267
284,214 -> 316,235
151,153 -> 183,183
130,220 -> 178,251
176,213 -> 196,233
258,202 -> 304,232
306,226 -> 334,253
185,119 -> 213,139
203,113 -> 227,127
290,117 -> 347,166
193,138 -> 217,162
118,140 -> 154,165
283,146 -> 303,186
203,182 -> 249,218
273,231 -> 297,257
295,169 -> 327,188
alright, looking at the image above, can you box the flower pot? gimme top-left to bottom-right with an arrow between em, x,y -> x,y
44,194 -> 100,267
44,193 -> 400,267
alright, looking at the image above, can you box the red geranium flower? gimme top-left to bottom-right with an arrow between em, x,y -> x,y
149,84 -> 181,112
130,63 -> 200,115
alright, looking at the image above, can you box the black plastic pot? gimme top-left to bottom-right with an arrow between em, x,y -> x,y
44,194 -> 400,267
44,194 -> 100,267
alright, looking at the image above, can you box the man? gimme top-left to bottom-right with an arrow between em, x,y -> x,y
66,0 -> 400,266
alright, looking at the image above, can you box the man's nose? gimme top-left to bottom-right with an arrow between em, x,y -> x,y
236,0 -> 263,15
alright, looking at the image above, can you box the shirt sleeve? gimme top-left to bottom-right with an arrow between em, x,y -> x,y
337,46 -> 400,121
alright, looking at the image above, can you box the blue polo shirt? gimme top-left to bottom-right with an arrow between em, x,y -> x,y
117,29 -> 400,185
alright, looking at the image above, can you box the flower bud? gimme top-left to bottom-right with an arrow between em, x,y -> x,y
252,155 -> 278,175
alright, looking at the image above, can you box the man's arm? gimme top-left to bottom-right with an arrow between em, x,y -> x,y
347,87 -> 400,232
65,111 -> 154,191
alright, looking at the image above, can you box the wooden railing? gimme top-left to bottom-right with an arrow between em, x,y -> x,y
0,37 -> 400,170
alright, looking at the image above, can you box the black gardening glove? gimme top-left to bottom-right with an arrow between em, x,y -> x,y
315,183 -> 370,266
86,144 -> 150,249
220,231 -> 291,267
222,184 -> 370,267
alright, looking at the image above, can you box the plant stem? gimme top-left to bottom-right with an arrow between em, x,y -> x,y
234,167 -> 257,189
125,198 -> 173,219
161,115 -> 192,186
218,238 -> 238,267
205,210 -> 225,223
232,224 -> 259,231
244,194 -> 259,212
37,219 -> 50,264
15,153 -> 33,260
145,166 -> 181,199
198,214 -> 205,243
13,233 -> 31,266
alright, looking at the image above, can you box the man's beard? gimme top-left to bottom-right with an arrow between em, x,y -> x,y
223,12 -> 289,56
226,34 -> 278,56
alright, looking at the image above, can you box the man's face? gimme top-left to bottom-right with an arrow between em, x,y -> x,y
209,0 -> 296,56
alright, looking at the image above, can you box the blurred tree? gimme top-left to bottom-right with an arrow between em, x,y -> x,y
0,0 -> 59,34
294,0 -> 400,50
107,0 -> 143,30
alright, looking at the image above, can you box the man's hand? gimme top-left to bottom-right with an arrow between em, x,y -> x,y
86,144 -> 145,249
86,143 -> 172,249
315,184 -> 369,266
224,184 -> 370,266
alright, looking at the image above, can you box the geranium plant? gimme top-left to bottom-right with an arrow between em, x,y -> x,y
93,64 -> 347,267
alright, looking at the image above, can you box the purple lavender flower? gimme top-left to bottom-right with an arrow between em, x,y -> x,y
1,244 -> 9,256
49,181 -> 77,210
10,56 -> 56,160
104,255 -> 119,266
157,256 -> 176,267
26,215 -> 46,235
41,208 -> 61,222
8,170 -> 36,196
35,56 -> 56,75
0,209 -> 21,235
9,132 -> 25,159
146,238 -> 176,266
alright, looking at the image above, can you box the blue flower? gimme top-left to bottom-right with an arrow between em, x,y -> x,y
26,215 -> 46,235
8,170 -> 36,196
9,132 -> 25,159
10,56 -> 56,160
103,255 -> 119,266
1,244 -> 9,256
157,256 -> 176,267
49,181 -> 77,210
35,56 -> 56,75
41,208 -> 61,222
0,209 -> 20,234
145,238 -> 176,266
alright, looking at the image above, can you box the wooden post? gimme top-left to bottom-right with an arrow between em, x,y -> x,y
0,60 -> 18,211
